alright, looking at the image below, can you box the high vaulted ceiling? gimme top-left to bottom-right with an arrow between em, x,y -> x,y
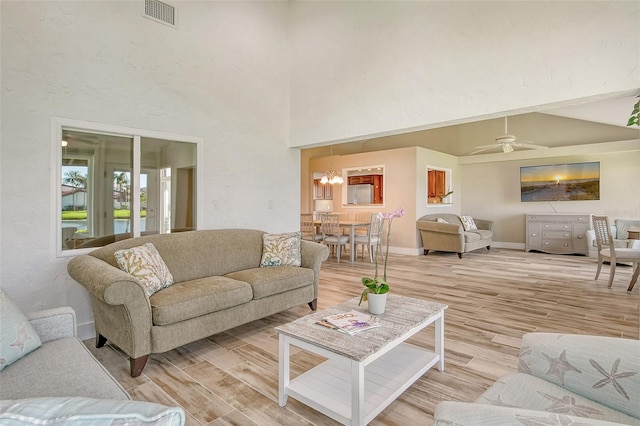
320,95 -> 639,158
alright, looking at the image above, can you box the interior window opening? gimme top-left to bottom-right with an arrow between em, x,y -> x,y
427,167 -> 453,204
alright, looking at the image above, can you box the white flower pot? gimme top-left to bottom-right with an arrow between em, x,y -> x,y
367,292 -> 387,315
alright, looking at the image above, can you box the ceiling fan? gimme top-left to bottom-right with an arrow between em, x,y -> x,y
469,117 -> 549,155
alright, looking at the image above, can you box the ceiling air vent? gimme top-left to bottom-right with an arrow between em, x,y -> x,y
143,0 -> 177,28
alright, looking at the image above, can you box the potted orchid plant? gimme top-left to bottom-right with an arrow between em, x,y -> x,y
359,207 -> 405,313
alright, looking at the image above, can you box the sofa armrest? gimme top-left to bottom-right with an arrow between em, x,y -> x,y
26,307 -> 76,343
300,240 -> 330,300
474,219 -> 493,231
434,401 -> 625,426
518,333 -> 640,419
67,254 -> 153,358
416,220 -> 463,235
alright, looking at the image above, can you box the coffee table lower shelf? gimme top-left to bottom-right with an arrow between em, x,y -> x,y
284,342 -> 439,425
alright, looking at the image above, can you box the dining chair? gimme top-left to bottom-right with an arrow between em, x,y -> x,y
321,214 -> 350,262
592,215 -> 640,291
300,213 -> 323,242
354,212 -> 372,237
354,213 -> 383,263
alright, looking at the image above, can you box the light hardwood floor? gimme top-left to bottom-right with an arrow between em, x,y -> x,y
85,248 -> 639,425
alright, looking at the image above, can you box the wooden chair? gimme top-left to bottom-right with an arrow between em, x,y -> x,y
300,213 -> 322,242
320,214 -> 350,262
354,213 -> 383,263
592,215 -> 640,291
354,212 -> 372,236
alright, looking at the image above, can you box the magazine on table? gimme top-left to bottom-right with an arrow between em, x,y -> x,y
316,310 -> 381,335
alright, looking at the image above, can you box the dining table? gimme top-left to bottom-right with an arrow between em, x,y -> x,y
313,219 -> 371,263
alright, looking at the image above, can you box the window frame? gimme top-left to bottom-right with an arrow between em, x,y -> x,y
52,117 -> 203,258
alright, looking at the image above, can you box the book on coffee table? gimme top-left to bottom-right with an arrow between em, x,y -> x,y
318,310 -> 381,335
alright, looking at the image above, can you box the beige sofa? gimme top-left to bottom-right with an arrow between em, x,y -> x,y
0,305 -> 185,425
68,229 -> 329,377
435,333 -> 640,425
416,213 -> 493,258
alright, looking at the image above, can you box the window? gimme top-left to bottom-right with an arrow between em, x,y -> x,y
427,166 -> 452,204
342,165 -> 385,206
54,118 -> 201,256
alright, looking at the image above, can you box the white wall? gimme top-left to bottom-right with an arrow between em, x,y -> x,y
0,1 -> 294,335
289,1 -> 639,146
460,148 -> 640,247
306,146 -> 461,253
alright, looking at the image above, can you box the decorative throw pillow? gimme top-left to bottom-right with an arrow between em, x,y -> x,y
460,215 -> 478,231
260,231 -> 302,267
0,288 -> 42,371
435,217 -> 448,224
114,243 -> 174,297
0,397 -> 185,426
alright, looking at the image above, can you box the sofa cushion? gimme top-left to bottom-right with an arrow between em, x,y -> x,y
463,231 -> 482,242
615,219 -> 640,240
114,243 -> 174,296
260,231 -> 302,267
226,266 -> 314,300
0,337 -> 129,400
460,215 -> 478,231
0,397 -> 184,426
475,372 -> 639,425
150,277 -> 253,326
0,289 -> 42,371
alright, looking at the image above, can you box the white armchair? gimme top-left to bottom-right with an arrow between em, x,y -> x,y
435,333 -> 640,425
586,219 -> 640,258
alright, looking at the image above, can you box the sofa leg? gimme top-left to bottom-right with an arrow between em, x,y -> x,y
308,298 -> 317,311
96,334 -> 107,348
130,355 -> 149,378
457,253 -> 463,259
424,249 -> 429,256
487,245 -> 491,250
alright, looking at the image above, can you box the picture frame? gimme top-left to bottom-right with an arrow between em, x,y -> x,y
520,162 -> 600,202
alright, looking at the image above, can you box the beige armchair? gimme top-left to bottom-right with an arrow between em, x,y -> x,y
416,213 -> 493,258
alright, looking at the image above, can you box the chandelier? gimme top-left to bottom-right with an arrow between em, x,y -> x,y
320,147 -> 343,184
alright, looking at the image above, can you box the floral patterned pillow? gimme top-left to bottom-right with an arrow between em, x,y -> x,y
0,288 -> 42,370
114,243 -> 174,296
260,232 -> 302,267
460,215 -> 478,231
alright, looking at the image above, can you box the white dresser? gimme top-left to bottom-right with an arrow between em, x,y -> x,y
525,214 -> 591,255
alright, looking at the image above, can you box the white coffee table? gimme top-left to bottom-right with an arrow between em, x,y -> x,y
276,294 -> 447,426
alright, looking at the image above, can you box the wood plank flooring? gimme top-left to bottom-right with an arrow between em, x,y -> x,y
85,248 -> 639,425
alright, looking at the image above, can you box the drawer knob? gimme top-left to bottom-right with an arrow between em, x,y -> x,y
577,235 -> 583,239
531,233 -> 537,237
564,243 -> 569,247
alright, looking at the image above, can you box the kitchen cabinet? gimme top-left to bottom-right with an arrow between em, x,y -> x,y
373,175 -> 383,204
525,214 -> 590,255
313,179 -> 333,200
348,175 -> 374,185
428,169 -> 446,198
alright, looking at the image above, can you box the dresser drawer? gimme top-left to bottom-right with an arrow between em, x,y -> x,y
542,239 -> 572,250
542,223 -> 573,231
542,231 -> 572,240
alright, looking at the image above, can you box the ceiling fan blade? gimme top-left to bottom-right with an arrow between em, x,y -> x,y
515,142 -> 549,150
469,145 -> 501,155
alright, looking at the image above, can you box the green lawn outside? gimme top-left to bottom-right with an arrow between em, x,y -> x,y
61,210 -> 146,220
